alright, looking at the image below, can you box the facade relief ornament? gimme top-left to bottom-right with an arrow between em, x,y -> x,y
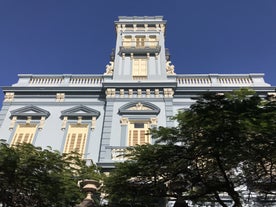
166,61 -> 176,75
56,93 -> 65,102
9,116 -> 17,130
105,88 -> 116,97
120,117 -> 129,125
104,61 -> 114,75
38,116 -> 46,130
91,117 -> 96,130
155,89 -> 159,97
164,88 -> 174,98
4,92 -> 14,102
150,117 -> 158,126
128,102 -> 151,111
61,116 -> 68,130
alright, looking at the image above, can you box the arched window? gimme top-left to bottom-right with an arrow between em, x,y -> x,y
118,102 -> 160,146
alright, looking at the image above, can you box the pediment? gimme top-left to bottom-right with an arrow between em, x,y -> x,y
10,105 -> 50,119
119,102 -> 160,115
60,105 -> 100,119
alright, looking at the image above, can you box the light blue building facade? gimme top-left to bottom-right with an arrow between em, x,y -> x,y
0,16 -> 274,173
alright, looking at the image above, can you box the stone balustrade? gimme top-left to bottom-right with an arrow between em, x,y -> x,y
12,73 -> 270,88
13,74 -> 103,87
69,77 -> 103,85
176,73 -> 270,87
29,77 -> 64,85
111,147 -> 128,161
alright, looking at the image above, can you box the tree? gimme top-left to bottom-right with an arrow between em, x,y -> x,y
104,145 -> 171,207
104,89 -> 276,207
0,143 -> 103,207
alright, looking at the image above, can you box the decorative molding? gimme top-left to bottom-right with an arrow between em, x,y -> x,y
155,89 -> 159,97
164,88 -> 174,98
105,88 -> 116,98
104,61 -> 114,75
137,89 -> 142,97
4,92 -> 14,102
39,116 -> 46,130
77,116 -> 82,124
9,116 -> 17,130
91,117 -> 97,130
60,105 -> 100,120
26,116 -> 31,124
61,116 -> 68,130
166,61 -> 175,75
128,89 -> 133,97
10,105 -> 50,120
120,117 -> 129,125
119,102 -> 160,115
120,89 -> 124,97
60,106 -> 100,130
160,24 -> 166,33
128,102 -> 151,111
146,89 -> 151,97
56,93 -> 65,102
150,117 -> 158,126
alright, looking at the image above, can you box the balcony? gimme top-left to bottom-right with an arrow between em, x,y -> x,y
118,40 -> 161,56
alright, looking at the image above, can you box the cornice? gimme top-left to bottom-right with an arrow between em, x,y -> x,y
102,81 -> 177,88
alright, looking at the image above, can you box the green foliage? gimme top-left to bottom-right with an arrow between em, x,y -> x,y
104,89 -> 276,207
0,143 -> 102,207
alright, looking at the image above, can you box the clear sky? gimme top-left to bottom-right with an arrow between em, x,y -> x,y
0,0 -> 275,105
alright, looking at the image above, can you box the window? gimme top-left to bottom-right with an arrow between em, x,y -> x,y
132,58 -> 147,79
60,105 -> 100,158
9,106 -> 50,145
122,35 -> 132,47
119,102 -> 160,147
135,36 -> 145,48
63,124 -> 89,155
149,35 -> 157,47
11,124 -> 38,145
128,121 -> 150,146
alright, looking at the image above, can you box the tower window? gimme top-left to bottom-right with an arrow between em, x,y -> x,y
149,35 -> 158,47
132,58 -> 147,80
123,35 -> 132,47
135,36 -> 145,48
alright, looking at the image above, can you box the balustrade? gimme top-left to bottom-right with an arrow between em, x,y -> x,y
28,75 -> 103,86
177,75 -> 254,86
111,147 -> 128,161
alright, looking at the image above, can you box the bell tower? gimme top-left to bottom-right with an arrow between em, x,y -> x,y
104,16 -> 175,81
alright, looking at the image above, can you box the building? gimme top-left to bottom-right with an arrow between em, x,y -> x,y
0,16 -> 274,173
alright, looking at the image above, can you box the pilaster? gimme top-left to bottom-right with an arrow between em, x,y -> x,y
98,101 -> 114,163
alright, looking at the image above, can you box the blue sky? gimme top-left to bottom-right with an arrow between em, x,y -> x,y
0,0 -> 275,104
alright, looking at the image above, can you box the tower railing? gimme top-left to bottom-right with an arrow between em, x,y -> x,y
122,40 -> 159,48
119,41 -> 161,56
